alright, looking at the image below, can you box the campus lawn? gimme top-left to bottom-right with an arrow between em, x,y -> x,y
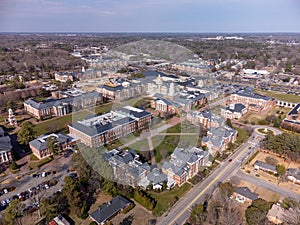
94,102 -> 113,115
254,89 -> 300,103
151,183 -> 191,217
235,127 -> 249,145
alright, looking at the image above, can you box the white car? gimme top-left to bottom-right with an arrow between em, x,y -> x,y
3,189 -> 8,194
44,184 -> 49,189
41,172 -> 46,177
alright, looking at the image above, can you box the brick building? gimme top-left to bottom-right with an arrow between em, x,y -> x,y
68,106 -> 151,147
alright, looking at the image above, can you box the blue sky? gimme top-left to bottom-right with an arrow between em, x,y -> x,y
0,0 -> 299,32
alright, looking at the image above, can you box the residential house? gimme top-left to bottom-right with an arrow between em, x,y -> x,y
221,103 -> 247,120
253,160 -> 277,174
89,195 -> 131,225
103,149 -> 151,187
68,106 -> 151,148
162,146 -> 209,186
202,125 -> 237,156
29,133 -> 75,159
286,168 -> 300,184
0,126 -> 12,166
267,204 -> 295,225
54,72 -> 74,82
228,90 -> 276,113
233,186 -> 259,203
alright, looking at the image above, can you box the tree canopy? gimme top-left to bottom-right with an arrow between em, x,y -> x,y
262,133 -> 300,161
17,121 -> 36,145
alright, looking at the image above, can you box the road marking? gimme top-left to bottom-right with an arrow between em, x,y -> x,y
167,144 -> 248,225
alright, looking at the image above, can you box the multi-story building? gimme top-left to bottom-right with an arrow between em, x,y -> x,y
24,91 -> 103,120
228,90 -> 276,113
103,149 -> 150,187
0,127 -> 12,166
96,82 -> 147,100
68,106 -> 151,147
29,133 -> 76,159
202,125 -> 237,156
281,103 -> 300,132
187,110 -> 225,129
162,146 -> 209,186
221,103 -> 247,120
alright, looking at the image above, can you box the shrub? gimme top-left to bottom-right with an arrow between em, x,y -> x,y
133,189 -> 156,210
122,203 -> 135,214
89,222 -> 97,225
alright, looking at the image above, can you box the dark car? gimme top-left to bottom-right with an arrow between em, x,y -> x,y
228,159 -> 233,162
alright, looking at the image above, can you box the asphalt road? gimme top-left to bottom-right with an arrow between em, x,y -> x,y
156,126 -> 285,225
234,170 -> 300,201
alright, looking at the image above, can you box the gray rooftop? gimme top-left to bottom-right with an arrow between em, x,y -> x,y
234,186 -> 259,201
90,195 -> 131,224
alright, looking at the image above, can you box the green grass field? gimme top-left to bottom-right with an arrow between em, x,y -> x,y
254,89 -> 300,103
151,183 -> 191,217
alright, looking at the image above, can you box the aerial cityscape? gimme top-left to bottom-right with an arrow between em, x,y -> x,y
0,1 -> 300,225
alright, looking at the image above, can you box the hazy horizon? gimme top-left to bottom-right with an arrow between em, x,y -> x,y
1,0 -> 300,33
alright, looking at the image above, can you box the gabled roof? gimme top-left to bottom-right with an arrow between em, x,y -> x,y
90,196 -> 131,224
254,160 -> 277,173
147,168 -> 167,185
234,186 -> 259,201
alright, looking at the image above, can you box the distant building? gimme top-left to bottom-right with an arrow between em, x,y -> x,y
68,106 -> 151,147
228,90 -> 276,113
103,149 -> 150,187
221,103 -> 247,120
54,72 -> 74,82
253,160 -> 277,174
29,133 -> 76,159
0,127 -> 12,165
233,186 -> 259,203
89,195 -> 131,225
162,146 -> 209,186
202,125 -> 237,156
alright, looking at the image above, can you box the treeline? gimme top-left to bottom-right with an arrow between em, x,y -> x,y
262,133 -> 300,161
133,189 -> 156,210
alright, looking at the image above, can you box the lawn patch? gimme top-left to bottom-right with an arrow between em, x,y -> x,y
151,183 -> 191,217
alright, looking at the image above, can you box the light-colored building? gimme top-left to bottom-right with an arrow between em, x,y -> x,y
0,127 -> 12,166
202,125 -> 237,156
221,103 -> 247,120
187,110 -> 225,129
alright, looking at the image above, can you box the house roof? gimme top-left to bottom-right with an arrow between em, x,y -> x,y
287,103 -> 300,116
254,160 -> 277,173
234,186 -> 259,201
90,196 -> 131,224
